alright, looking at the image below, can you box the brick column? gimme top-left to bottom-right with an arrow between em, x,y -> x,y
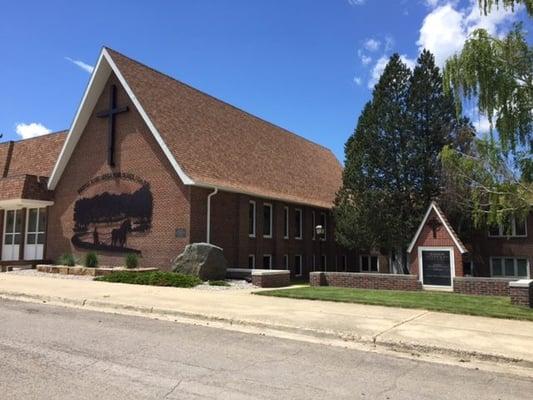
509,279 -> 533,308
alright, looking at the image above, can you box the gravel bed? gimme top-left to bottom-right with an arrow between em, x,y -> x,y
6,269 -> 93,281
194,279 -> 255,291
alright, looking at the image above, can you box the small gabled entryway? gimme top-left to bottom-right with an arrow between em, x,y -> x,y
407,202 -> 468,291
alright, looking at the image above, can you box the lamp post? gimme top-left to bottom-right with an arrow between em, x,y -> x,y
315,224 -> 325,271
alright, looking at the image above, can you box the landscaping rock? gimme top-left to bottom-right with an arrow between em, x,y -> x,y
172,243 -> 227,281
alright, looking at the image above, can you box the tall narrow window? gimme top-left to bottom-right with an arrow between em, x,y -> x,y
284,254 -> 289,269
294,255 -> 302,276
283,207 -> 289,239
361,255 -> 379,272
294,208 -> 302,239
320,212 -> 327,241
263,203 -> 273,238
312,211 -> 316,240
248,254 -> 255,269
262,254 -> 272,269
342,255 -> 347,271
321,255 -> 327,271
248,201 -> 256,237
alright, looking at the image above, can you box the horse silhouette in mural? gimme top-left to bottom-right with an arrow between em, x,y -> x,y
111,219 -> 132,248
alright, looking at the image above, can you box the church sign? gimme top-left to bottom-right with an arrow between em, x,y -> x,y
421,250 -> 451,286
71,173 -> 153,254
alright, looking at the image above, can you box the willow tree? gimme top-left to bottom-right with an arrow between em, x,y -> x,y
442,2 -> 532,228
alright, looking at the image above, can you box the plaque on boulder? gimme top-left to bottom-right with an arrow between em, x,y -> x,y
172,243 -> 227,281
422,250 -> 451,286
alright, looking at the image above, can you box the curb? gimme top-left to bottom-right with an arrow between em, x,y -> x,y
2,290 -> 532,371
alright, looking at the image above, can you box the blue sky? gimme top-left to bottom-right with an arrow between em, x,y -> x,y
0,0 -> 528,162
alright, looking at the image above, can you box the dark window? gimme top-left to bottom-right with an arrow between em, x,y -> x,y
263,204 -> 272,237
248,255 -> 255,269
361,255 -> 378,272
294,255 -> 302,276
320,213 -> 327,240
263,255 -> 272,269
515,219 -> 527,236
312,211 -> 316,240
342,255 -> 347,271
294,209 -> 302,239
321,255 -> 327,270
284,254 -> 289,269
248,201 -> 256,237
283,207 -> 289,238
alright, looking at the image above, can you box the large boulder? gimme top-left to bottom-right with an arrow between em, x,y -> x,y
172,243 -> 227,281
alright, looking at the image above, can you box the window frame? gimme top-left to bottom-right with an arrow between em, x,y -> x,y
248,201 -> 256,238
360,254 -> 379,273
248,254 -> 255,269
294,208 -> 303,240
262,203 -> 273,239
488,217 -> 527,238
262,254 -> 272,269
490,257 -> 529,278
283,254 -> 289,270
294,254 -> 303,276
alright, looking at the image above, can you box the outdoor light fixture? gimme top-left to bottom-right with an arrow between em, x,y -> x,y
315,224 -> 325,238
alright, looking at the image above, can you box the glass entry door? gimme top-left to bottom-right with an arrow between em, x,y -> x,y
2,210 -> 23,261
24,208 -> 46,260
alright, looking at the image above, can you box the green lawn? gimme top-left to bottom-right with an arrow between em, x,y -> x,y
256,286 -> 533,321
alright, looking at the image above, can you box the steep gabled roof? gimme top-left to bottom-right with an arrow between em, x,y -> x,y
48,47 -> 342,208
0,131 -> 67,178
407,201 -> 468,254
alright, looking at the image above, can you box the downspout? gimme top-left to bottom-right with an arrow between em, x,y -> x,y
206,187 -> 218,243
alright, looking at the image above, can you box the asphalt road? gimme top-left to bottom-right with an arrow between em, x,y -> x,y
0,299 -> 531,400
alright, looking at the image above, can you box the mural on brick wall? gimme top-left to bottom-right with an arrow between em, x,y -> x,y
71,172 -> 153,254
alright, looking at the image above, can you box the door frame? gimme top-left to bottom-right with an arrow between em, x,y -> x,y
24,207 -> 46,260
417,246 -> 455,291
2,208 -> 23,261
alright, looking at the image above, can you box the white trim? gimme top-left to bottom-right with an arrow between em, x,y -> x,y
263,203 -> 273,238
407,202 -> 467,254
489,256 -> 530,278
262,254 -> 272,269
206,187 -> 218,243
283,206 -> 289,239
248,200 -> 256,238
294,208 -> 303,240
0,199 -> 54,209
248,254 -> 255,269
48,48 -> 195,190
417,246 -> 455,290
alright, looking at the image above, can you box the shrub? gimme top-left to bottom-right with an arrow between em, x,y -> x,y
208,280 -> 230,287
58,253 -> 76,266
85,252 -> 99,268
95,271 -> 201,288
125,253 -> 139,269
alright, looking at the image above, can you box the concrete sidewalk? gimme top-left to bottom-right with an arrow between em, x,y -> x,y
1,273 -> 533,370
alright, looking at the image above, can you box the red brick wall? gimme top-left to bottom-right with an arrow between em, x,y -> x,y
47,74 -> 191,269
190,187 -> 356,277
453,277 -> 512,296
510,283 -> 533,307
310,271 -> 422,291
409,209 -> 464,278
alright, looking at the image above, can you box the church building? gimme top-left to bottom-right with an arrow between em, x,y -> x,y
0,47 -> 354,275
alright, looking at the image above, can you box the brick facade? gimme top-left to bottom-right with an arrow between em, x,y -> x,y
509,280 -> 533,308
452,277 -> 513,296
47,75 -> 191,268
310,271 -> 422,291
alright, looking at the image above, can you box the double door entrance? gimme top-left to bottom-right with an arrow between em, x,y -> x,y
2,208 -> 47,261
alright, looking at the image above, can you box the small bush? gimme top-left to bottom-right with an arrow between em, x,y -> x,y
58,253 -> 76,266
95,271 -> 201,288
125,253 -> 139,269
85,252 -> 99,268
208,280 -> 230,287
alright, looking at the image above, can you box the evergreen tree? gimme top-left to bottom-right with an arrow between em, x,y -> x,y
335,51 -> 470,273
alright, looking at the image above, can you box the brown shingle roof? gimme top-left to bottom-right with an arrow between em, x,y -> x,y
106,48 -> 342,208
0,131 -> 67,178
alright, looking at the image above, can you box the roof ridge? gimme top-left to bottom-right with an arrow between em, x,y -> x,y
104,47 -> 334,154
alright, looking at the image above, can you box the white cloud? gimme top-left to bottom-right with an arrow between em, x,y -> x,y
364,38 -> 381,52
384,35 -> 394,52
473,114 -> 492,134
423,0 -> 442,8
15,122 -> 51,139
347,0 -> 366,5
353,76 -> 363,85
367,54 -> 416,89
360,54 -> 372,65
65,57 -> 94,74
417,1 -> 518,66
